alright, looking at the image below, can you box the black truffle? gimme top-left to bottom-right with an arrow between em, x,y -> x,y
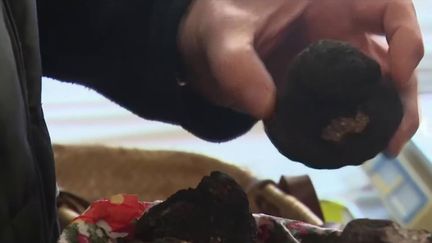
264,40 -> 403,169
134,171 -> 257,243
337,219 -> 432,243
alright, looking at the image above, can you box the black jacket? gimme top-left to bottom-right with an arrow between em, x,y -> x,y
37,0 -> 257,142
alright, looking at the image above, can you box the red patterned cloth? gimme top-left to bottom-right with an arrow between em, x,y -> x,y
255,214 -> 339,243
59,194 -> 340,243
59,194 -> 159,242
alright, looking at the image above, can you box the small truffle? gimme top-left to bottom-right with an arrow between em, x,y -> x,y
337,219 -> 432,243
265,40 -> 403,168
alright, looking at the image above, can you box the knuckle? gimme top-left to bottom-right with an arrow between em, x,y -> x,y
407,115 -> 420,135
413,35 -> 425,61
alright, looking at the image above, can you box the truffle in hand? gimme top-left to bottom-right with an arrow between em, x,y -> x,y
264,40 -> 403,169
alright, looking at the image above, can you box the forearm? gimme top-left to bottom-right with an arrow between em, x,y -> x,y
37,0 -> 179,120
36,0 -> 257,141
37,0 -> 154,79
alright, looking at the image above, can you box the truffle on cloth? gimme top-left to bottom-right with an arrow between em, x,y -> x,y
337,219 -> 432,243
134,171 -> 257,243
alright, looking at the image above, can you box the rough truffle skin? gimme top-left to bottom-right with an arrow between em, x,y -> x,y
134,171 -> 257,243
265,40 -> 403,169
337,219 -> 432,243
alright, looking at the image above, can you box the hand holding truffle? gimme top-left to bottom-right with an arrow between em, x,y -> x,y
265,40 -> 405,168
178,0 -> 424,167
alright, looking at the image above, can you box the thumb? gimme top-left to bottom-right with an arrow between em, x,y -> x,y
207,40 -> 276,119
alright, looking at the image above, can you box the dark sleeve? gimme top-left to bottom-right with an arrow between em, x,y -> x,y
36,0 -> 257,142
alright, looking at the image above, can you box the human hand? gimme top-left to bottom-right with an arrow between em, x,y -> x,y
350,1 -> 424,157
178,0 -> 424,156
178,0 -> 309,119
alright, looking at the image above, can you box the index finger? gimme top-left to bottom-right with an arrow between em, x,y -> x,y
383,0 -> 424,88
206,35 -> 276,119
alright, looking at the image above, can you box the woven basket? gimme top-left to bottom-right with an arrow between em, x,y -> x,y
53,144 -> 323,227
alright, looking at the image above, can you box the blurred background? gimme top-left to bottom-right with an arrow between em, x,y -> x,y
43,0 -> 431,229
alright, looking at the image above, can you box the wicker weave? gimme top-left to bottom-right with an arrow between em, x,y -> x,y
54,144 -> 323,225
